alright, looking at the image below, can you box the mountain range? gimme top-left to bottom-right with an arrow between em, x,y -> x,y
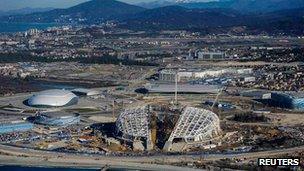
121,5 -> 304,35
122,6 -> 245,29
180,0 -> 304,13
136,0 -> 304,13
136,0 -> 176,9
3,0 -> 145,23
1,0 -> 303,35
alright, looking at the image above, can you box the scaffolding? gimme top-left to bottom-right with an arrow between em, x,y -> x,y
116,105 -> 221,151
116,106 -> 150,140
168,107 -> 221,143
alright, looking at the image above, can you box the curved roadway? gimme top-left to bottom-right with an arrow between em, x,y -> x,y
0,144 -> 303,170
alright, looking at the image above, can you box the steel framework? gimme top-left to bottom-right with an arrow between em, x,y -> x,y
116,106 -> 150,140
168,106 -> 221,143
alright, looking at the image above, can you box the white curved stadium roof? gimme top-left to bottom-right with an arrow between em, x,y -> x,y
116,105 -> 221,144
168,107 -> 221,142
28,89 -> 78,107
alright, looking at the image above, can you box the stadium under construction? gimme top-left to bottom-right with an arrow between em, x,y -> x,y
115,105 -> 222,152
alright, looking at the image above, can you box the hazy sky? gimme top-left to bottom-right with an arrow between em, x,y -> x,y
0,0 -> 214,11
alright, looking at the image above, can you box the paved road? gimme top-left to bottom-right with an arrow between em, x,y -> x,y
0,144 -> 303,170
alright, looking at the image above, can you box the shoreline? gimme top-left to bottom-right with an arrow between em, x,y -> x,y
0,164 -> 100,170
1,143 -> 304,171
0,155 -> 197,171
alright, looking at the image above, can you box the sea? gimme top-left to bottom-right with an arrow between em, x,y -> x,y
0,165 -> 143,171
0,22 -> 58,33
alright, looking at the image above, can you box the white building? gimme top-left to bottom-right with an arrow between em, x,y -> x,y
159,69 -> 179,82
27,89 -> 78,107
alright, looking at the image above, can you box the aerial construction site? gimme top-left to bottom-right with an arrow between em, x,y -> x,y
0,27 -> 303,170
1,63 -> 304,170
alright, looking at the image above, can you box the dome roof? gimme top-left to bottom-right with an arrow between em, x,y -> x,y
27,89 -> 78,107
168,107 -> 221,142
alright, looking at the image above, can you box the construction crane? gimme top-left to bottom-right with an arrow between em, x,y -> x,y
168,69 -> 180,110
174,70 -> 178,105
112,100 -> 116,120
210,87 -> 227,111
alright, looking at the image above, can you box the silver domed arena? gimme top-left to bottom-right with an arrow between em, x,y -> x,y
27,89 -> 78,107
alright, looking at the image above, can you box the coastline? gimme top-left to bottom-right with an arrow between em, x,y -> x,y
1,143 -> 304,171
0,165 -> 100,170
0,22 -> 60,33
0,153 -> 200,171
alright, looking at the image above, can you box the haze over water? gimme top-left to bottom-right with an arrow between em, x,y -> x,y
0,22 -> 58,33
